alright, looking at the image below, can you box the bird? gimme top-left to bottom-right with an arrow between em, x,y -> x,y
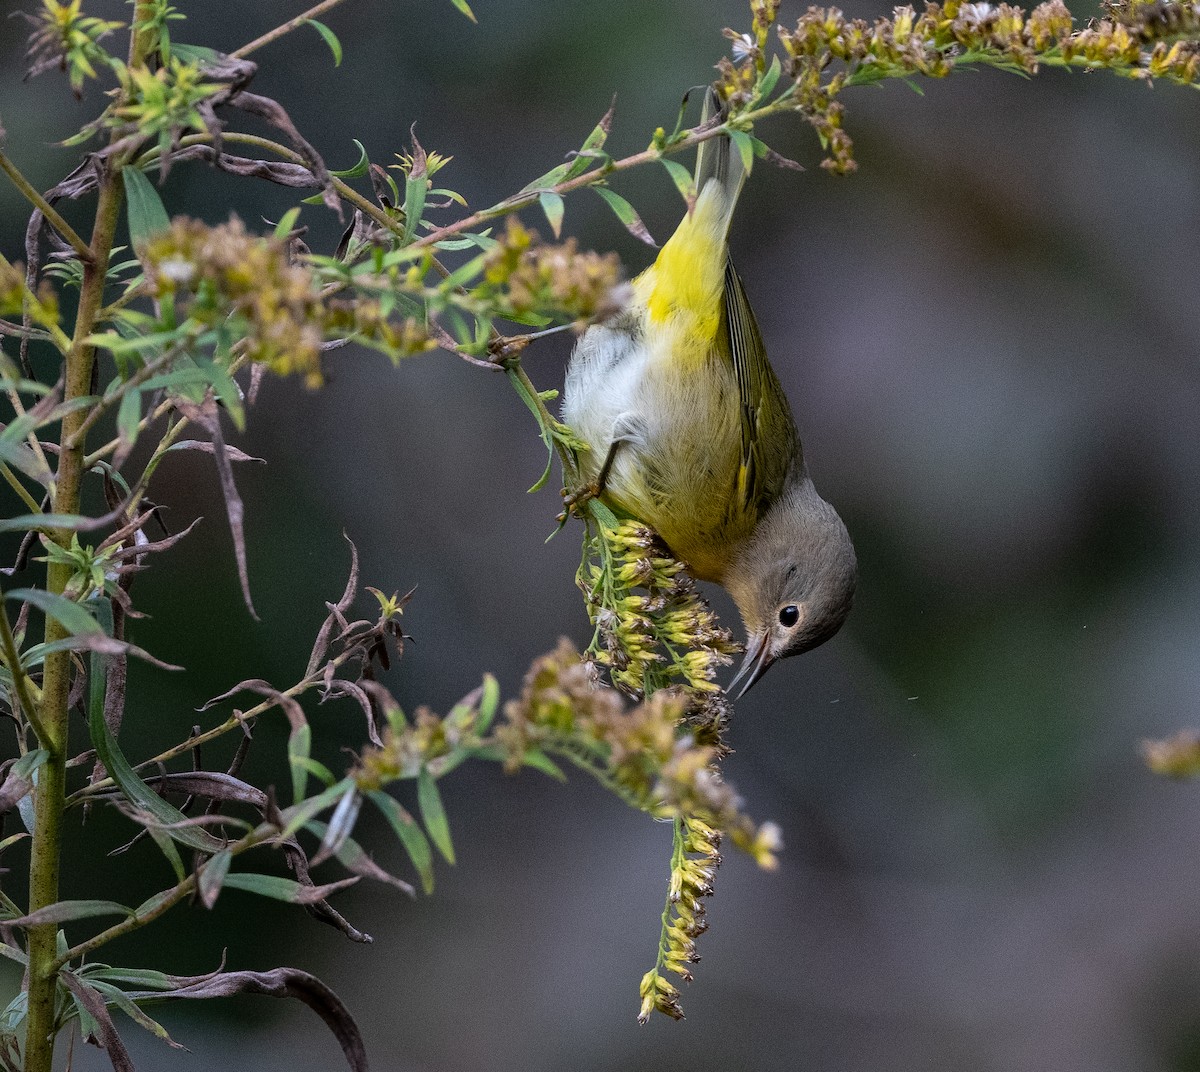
561,89 -> 857,698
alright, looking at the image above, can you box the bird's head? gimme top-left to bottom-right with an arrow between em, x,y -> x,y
723,480 -> 857,698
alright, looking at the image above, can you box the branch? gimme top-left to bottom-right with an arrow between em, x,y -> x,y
0,152 -> 92,263
230,0 -> 356,59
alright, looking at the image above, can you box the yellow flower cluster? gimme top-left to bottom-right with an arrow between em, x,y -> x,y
751,0 -> 1200,172
579,520 -> 741,700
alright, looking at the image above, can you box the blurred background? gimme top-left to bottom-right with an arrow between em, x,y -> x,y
5,0 -> 1200,1068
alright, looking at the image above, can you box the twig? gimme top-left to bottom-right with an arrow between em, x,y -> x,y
0,151 -> 92,263
0,462 -> 44,515
0,587 -> 49,747
229,0 -> 356,59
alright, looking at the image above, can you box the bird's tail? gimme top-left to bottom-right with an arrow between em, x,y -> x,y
693,87 -> 745,238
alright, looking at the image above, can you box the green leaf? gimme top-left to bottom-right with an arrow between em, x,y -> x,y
331,140 -> 370,178
198,849 -> 231,909
6,589 -> 102,638
728,129 -> 755,176
659,158 -> 695,204
417,767 -> 455,865
146,826 -> 187,884
758,53 -> 783,100
170,44 -> 220,64
221,872 -> 358,904
116,386 -> 141,450
87,980 -> 184,1048
476,673 -> 500,734
505,367 -> 555,493
82,967 -> 176,990
195,357 -> 244,431
448,0 -> 477,22
278,777 -> 355,841
367,790 -> 434,895
121,166 -> 170,249
7,900 -> 133,928
522,749 -> 567,781
272,207 -> 302,239
291,754 -> 338,787
86,647 -> 226,853
539,190 -> 564,238
303,18 -> 342,66
288,723 -> 311,805
593,186 -> 656,246
11,749 -> 48,782
403,177 -> 428,245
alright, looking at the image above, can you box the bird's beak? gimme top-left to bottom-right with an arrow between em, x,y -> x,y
729,632 -> 774,699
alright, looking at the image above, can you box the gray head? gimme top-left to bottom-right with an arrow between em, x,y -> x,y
723,478 -> 857,698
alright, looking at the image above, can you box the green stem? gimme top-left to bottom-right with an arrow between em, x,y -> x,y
23,161 -> 125,1072
653,817 -> 686,975
0,462 -> 43,515
0,586 -> 48,747
0,151 -> 92,262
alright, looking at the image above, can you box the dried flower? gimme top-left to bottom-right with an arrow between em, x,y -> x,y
142,217 -> 434,387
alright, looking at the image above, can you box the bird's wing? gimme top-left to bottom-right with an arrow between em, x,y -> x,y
720,256 -> 801,516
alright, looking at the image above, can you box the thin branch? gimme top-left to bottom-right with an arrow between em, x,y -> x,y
0,151 -> 92,263
65,341 -> 191,452
0,587 -> 49,747
71,647 -> 359,802
0,462 -> 44,515
229,0 -> 356,59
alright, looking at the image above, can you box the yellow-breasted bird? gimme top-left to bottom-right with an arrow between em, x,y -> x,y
562,91 -> 857,697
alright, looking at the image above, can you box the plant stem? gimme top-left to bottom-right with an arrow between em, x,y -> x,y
0,587 -> 48,747
0,151 -> 92,263
0,462 -> 43,516
230,0 -> 356,59
23,162 -> 125,1072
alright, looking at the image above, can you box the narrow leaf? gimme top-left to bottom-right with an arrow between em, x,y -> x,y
522,749 -> 567,781
121,166 -> 170,249
88,671 -> 226,854
448,0 -> 477,22
289,723 -> 312,805
6,900 -> 133,928
505,366 -> 555,493
303,18 -> 342,66
538,190 -> 564,238
758,53 -> 783,99
278,777 -> 356,841
659,158 -> 695,205
88,980 -> 185,1048
59,973 -> 135,1072
7,588 -> 102,637
198,850 -> 232,909
367,790 -> 434,895
331,140 -> 370,179
593,186 -> 656,246
728,129 -> 755,175
476,673 -> 500,734
221,872 -> 358,904
306,820 -> 415,897
417,768 -> 455,865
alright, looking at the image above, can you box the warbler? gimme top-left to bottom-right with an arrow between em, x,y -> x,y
562,90 -> 857,698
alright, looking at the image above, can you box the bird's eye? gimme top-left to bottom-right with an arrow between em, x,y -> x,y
779,604 -> 800,628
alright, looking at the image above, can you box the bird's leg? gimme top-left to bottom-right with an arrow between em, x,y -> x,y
558,438 -> 624,522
